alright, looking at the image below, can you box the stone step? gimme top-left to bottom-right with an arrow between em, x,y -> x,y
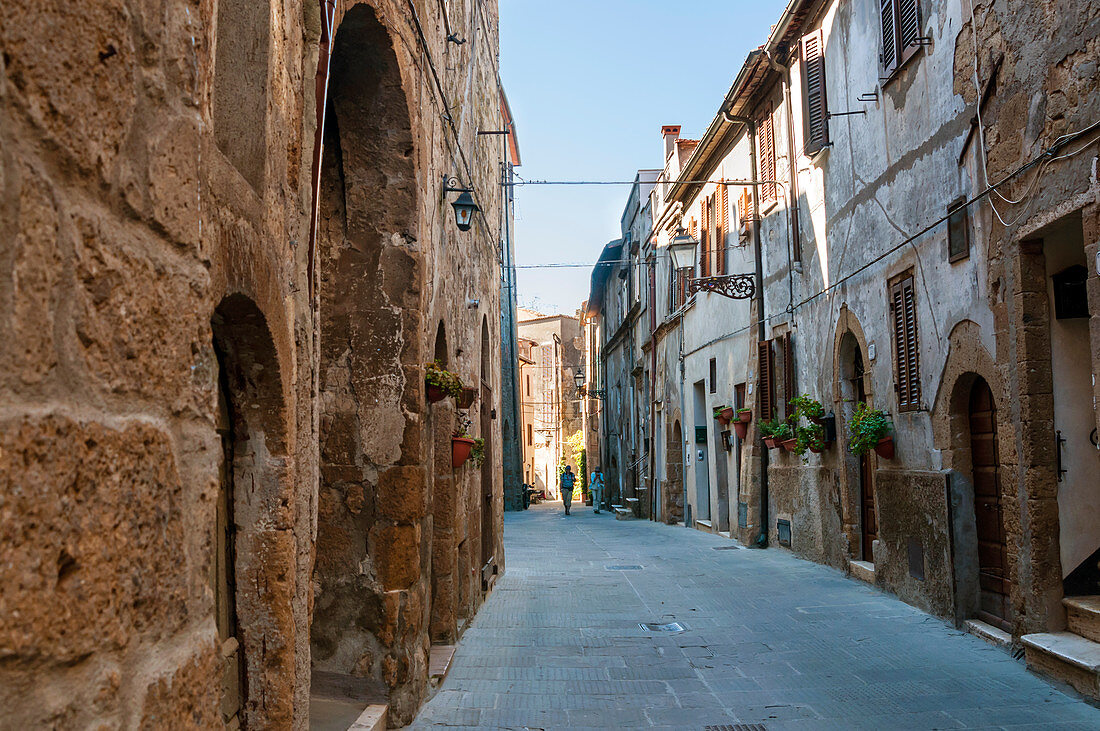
613,507 -> 635,520
1020,631 -> 1100,699
348,705 -> 387,731
1064,596 -> 1100,644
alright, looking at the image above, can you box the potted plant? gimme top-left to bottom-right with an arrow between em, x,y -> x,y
452,432 -> 477,468
426,361 -> 464,403
762,420 -> 793,449
469,437 -> 486,467
733,408 -> 752,440
795,422 -> 827,455
457,386 -> 478,410
788,395 -> 833,455
789,394 -> 825,423
713,405 -> 734,425
847,402 -> 894,458
759,418 -> 780,448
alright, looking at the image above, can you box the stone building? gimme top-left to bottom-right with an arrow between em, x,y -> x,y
589,0 -> 1100,697
517,309 -> 583,499
1,0 -> 509,727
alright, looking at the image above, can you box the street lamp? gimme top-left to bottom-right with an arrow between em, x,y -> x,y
573,370 -> 585,389
667,229 -> 698,271
442,175 -> 481,232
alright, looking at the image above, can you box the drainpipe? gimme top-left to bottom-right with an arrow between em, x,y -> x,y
765,48 -> 800,313
723,109 -> 769,548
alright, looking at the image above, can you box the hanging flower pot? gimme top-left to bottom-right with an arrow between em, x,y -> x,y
457,387 -> 478,410
452,436 -> 476,468
874,435 -> 895,460
780,437 -> 798,453
763,436 -> 779,449
733,419 -> 750,441
718,407 -> 735,425
427,384 -> 447,403
737,409 -> 752,424
809,444 -> 825,454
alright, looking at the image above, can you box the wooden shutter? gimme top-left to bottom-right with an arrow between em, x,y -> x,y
801,30 -> 829,155
758,108 -> 776,203
758,340 -> 774,421
890,274 -> 920,411
880,0 -> 898,76
699,200 -> 710,277
898,0 -> 921,64
688,217 -> 697,239
782,331 -> 794,415
717,183 -> 728,274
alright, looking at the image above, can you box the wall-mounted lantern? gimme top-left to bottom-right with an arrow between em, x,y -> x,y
573,370 -> 585,389
667,229 -> 698,271
443,175 -> 481,231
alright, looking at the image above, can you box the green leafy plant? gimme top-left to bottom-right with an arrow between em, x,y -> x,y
789,394 -> 825,422
760,419 -> 793,440
736,407 -> 752,415
470,438 -> 486,467
794,423 -> 827,455
426,361 -> 464,398
712,405 -> 729,419
847,402 -> 891,455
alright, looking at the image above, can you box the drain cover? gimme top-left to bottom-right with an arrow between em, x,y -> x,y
711,545 -> 743,550
639,622 -> 687,633
605,564 -> 643,570
705,726 -> 766,731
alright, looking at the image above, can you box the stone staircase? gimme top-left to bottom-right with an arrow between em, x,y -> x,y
1021,596 -> 1100,699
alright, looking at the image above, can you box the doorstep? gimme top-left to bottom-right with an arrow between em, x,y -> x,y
429,644 -> 456,687
310,670 -> 388,731
965,619 -> 1012,648
1020,631 -> 1100,699
848,559 -> 875,584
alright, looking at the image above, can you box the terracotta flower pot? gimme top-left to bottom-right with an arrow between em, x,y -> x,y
457,387 -> 478,410
737,410 -> 752,423
809,445 -> 825,454
763,436 -> 779,449
733,420 -> 750,440
717,407 -> 735,425
781,437 -> 798,452
452,436 -> 476,468
874,436 -> 895,460
427,383 -> 447,403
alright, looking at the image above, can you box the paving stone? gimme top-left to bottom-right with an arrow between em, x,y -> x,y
410,505 -> 1100,728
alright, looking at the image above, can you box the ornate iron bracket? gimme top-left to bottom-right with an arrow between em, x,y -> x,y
687,273 -> 756,300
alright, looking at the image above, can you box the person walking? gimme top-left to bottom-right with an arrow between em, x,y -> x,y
590,469 -> 604,514
560,465 -> 576,516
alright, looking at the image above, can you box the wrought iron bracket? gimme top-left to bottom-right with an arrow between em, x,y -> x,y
687,273 -> 756,300
582,387 -> 606,401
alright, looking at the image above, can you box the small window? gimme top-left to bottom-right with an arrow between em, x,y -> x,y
526,374 -> 531,396
709,358 -> 717,393
947,199 -> 969,262
527,424 -> 533,446
880,0 -> 923,79
757,108 -> 777,205
1052,265 -> 1089,320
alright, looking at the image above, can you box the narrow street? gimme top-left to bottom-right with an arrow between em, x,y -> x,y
409,505 -> 1100,730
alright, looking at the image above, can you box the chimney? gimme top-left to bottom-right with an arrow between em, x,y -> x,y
662,125 -> 681,161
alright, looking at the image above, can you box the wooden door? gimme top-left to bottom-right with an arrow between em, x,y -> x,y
215,385 -> 244,728
969,378 -> 1011,629
854,351 -> 877,562
480,382 -> 494,572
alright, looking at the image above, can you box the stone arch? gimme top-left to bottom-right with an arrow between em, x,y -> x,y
930,319 -> 1019,626
434,321 -> 448,366
210,293 -> 295,728
312,1 -> 425,712
831,306 -> 873,562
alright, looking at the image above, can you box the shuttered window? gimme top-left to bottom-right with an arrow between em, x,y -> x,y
801,30 -> 829,155
881,0 -> 922,77
717,183 -> 728,274
758,340 -> 774,422
890,273 -> 921,411
758,108 -> 777,204
700,199 -> 710,277
782,332 -> 794,418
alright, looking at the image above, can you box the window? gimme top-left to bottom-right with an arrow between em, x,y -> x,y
758,339 -> 775,421
716,184 -> 728,274
801,30 -> 830,155
709,358 -> 717,394
947,198 -> 969,262
527,423 -> 533,446
526,374 -> 531,396
757,107 -> 777,205
890,272 -> 921,411
880,0 -> 923,78
700,198 -> 710,277
757,333 -> 794,421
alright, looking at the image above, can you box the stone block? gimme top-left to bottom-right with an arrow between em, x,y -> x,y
372,524 -> 421,590
139,643 -> 222,730
0,416 -> 188,663
378,466 -> 426,522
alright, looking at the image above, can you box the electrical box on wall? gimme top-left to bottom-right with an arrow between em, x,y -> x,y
695,426 -> 707,444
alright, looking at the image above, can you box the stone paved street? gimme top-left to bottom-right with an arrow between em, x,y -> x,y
407,504 -> 1100,730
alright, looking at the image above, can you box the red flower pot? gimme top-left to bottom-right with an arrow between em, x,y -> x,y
717,407 -> 735,425
452,436 -> 476,468
780,438 -> 798,452
738,410 -> 752,423
763,436 -> 779,449
809,445 -> 825,454
457,387 -> 478,410
874,436 -> 895,460
733,420 -> 750,440
427,383 -> 447,403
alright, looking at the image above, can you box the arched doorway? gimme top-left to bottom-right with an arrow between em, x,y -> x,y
837,330 -> 875,564
480,318 -> 496,588
312,0 -> 421,693
968,377 -> 1011,629
211,294 -> 293,727
665,420 -> 684,524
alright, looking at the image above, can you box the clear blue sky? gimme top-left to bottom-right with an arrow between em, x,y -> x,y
499,0 -> 790,315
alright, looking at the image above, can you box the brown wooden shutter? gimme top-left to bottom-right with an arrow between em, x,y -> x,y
689,217 -> 697,239
782,331 -> 794,414
758,339 -> 774,421
699,200 -> 710,277
759,108 -> 776,203
717,183 -> 728,274
801,30 -> 829,155
898,0 -> 921,64
880,0 -> 899,75
890,274 -> 920,411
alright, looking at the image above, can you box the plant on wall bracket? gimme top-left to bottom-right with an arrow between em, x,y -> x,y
470,437 -> 486,467
847,402 -> 894,458
426,361 -> 464,401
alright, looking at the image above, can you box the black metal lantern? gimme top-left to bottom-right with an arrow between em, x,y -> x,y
451,191 -> 479,232
573,370 -> 585,389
